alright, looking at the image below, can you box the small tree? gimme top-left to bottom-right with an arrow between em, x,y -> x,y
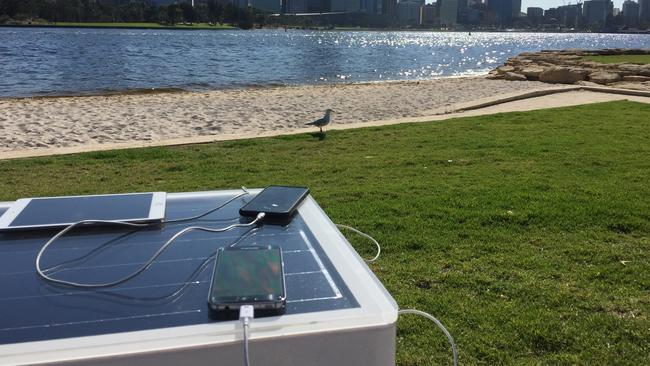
166,4 -> 181,25
179,2 -> 195,23
207,0 -> 223,24
238,6 -> 254,29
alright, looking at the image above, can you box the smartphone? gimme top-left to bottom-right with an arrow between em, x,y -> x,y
239,186 -> 309,224
208,246 -> 286,317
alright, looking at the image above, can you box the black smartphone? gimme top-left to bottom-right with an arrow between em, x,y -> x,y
208,246 -> 286,317
239,186 -> 309,224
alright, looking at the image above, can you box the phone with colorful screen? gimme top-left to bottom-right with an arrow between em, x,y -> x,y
208,246 -> 286,317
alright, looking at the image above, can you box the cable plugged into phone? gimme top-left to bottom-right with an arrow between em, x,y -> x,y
254,212 -> 266,223
239,186 -> 309,225
239,305 -> 255,366
36,200 -> 266,289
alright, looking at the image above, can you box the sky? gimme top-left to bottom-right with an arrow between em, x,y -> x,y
521,0 -> 626,10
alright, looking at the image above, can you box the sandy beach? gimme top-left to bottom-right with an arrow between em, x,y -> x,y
0,77 -> 563,153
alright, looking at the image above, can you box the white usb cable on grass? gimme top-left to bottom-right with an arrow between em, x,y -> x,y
398,309 -> 458,366
335,224 -> 381,263
336,226 -> 456,365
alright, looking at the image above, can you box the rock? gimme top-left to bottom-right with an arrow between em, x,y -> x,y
496,65 -> 515,74
595,49 -> 622,55
623,75 -> 650,82
519,66 -> 546,80
563,48 -> 585,54
609,82 -> 650,91
579,61 -> 603,68
489,48 -> 650,90
539,67 -> 588,84
557,54 -> 582,61
618,64 -> 650,77
575,80 -> 603,87
485,73 -> 504,80
503,72 -> 527,81
589,71 -> 622,84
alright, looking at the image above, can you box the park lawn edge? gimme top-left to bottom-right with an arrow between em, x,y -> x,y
0,101 -> 648,365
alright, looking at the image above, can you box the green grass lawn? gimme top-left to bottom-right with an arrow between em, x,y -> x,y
1,101 -> 649,365
583,54 -> 650,64
23,22 -> 233,30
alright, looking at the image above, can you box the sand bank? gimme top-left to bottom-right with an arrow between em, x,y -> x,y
0,77 -> 566,153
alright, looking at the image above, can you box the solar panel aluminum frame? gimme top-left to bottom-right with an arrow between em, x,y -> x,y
0,190 -> 399,366
0,192 -> 167,231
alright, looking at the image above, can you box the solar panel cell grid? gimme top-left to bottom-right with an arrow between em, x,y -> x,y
0,193 -> 358,345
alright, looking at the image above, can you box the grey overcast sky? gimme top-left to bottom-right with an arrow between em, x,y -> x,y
521,0 -> 625,10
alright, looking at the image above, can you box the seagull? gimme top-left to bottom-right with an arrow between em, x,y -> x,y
306,109 -> 334,133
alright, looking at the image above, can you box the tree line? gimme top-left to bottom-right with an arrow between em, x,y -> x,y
0,0 -> 264,28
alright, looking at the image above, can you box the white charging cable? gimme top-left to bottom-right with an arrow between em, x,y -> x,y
336,224 -> 381,263
36,213 -> 265,288
398,309 -> 458,366
336,226 -> 455,364
239,305 -> 255,366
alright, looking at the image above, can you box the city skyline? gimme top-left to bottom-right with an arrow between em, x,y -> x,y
521,0 -> 626,10
419,1 -> 628,11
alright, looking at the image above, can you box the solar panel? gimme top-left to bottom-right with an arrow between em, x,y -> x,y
0,192 -> 358,345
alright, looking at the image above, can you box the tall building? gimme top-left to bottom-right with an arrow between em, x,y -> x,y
487,0 -> 516,26
360,0 -> 379,14
283,0 -> 306,13
512,0 -> 521,16
305,0 -> 328,12
557,4 -> 582,27
457,0 -> 478,24
331,0 -> 360,11
527,7 -> 543,20
622,0 -> 640,25
396,0 -> 423,23
440,0 -> 458,25
382,0 -> 397,16
251,0 -> 281,12
420,3 -> 436,25
640,0 -> 650,22
583,0 -> 613,25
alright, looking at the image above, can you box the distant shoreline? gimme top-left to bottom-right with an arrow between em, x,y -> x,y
2,23 -> 648,34
0,22 -> 234,31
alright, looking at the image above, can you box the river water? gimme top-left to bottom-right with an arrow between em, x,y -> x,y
0,28 -> 648,97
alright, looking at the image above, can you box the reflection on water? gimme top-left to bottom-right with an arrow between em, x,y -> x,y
0,28 -> 648,97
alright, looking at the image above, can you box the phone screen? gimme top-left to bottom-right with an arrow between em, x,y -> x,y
240,186 -> 309,218
210,247 -> 284,304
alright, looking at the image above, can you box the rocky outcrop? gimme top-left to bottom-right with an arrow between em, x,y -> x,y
503,72 -> 527,81
489,48 -> 650,91
539,67 -> 588,84
589,71 -> 622,85
519,66 -> 545,80
623,75 -> 650,82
